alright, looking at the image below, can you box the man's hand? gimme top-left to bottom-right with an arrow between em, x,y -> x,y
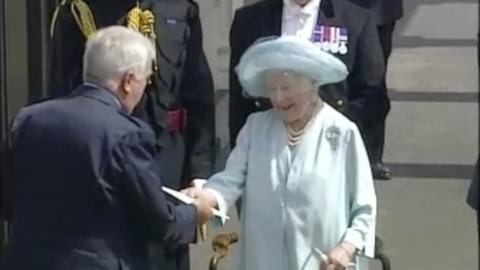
193,197 -> 213,224
182,187 -> 217,207
320,242 -> 355,270
181,186 -> 203,199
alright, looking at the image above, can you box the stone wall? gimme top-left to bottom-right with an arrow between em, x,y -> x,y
197,0 -> 261,90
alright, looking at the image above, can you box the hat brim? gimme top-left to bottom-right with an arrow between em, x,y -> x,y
235,36 -> 349,98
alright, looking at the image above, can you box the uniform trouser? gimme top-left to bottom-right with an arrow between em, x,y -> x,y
363,22 -> 396,164
150,131 -> 190,270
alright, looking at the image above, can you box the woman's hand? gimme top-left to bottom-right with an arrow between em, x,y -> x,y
320,242 -> 356,270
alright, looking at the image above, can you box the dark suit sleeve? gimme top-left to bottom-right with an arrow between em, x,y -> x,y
345,13 -> 386,129
1,111 -> 29,222
1,137 -> 12,222
48,4 -> 85,98
181,3 -> 216,181
108,128 -> 197,245
228,10 -> 256,148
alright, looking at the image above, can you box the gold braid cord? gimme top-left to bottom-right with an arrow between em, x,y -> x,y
127,5 -> 157,42
51,1 -> 156,42
126,6 -> 142,32
50,0 -> 98,40
50,0 -> 68,38
127,3 -> 159,85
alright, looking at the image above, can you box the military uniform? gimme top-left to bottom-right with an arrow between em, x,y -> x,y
363,0 -> 403,179
49,1 -> 215,269
371,0 -> 403,26
229,0 -> 386,151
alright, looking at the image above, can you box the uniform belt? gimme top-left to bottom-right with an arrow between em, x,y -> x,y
167,108 -> 187,133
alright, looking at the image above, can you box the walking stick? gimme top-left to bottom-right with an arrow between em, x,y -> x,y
374,236 -> 391,270
209,233 -> 238,270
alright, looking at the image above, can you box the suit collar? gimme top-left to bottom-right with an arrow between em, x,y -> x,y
264,0 -> 335,36
263,0 -> 283,36
71,84 -> 127,113
267,0 -> 335,16
283,0 -> 321,19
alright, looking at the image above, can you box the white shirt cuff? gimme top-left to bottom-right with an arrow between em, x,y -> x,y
192,179 -> 208,189
342,229 -> 364,252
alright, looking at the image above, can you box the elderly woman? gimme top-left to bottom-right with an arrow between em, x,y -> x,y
185,36 -> 376,270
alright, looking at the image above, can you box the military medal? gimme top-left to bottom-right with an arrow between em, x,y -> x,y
329,27 -> 340,54
338,27 -> 349,55
321,25 -> 331,52
312,25 -> 322,47
311,25 -> 349,55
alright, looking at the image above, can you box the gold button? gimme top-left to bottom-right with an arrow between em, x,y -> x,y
336,99 -> 344,107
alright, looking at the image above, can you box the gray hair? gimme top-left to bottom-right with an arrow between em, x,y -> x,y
83,26 -> 156,88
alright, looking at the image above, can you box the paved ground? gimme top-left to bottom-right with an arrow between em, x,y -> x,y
190,0 -> 480,269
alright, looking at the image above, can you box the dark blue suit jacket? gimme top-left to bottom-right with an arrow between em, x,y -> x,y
3,85 -> 197,270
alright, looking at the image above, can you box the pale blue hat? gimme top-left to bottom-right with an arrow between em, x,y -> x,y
235,36 -> 349,98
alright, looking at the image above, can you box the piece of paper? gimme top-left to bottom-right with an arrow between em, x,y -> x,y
162,186 -> 230,220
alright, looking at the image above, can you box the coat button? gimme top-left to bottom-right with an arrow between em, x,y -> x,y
336,99 -> 344,107
255,101 -> 261,107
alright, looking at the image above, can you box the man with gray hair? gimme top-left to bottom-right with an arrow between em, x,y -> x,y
2,26 -> 212,270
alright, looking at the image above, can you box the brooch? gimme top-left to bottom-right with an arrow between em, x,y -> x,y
325,124 -> 341,151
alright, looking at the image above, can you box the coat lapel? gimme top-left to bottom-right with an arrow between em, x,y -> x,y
319,0 -> 335,20
264,0 -> 335,38
314,0 -> 336,30
263,0 -> 283,37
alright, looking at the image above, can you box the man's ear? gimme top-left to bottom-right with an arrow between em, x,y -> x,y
121,72 -> 135,94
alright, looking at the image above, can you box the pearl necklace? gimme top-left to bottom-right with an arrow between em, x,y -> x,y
286,101 -> 322,146
287,122 -> 311,146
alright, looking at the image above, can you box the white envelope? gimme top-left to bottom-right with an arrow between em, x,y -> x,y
162,186 -> 230,220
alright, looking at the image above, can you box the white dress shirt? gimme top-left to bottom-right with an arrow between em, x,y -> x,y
281,0 -> 322,40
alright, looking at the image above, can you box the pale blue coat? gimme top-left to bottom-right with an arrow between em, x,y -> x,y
206,104 -> 376,270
